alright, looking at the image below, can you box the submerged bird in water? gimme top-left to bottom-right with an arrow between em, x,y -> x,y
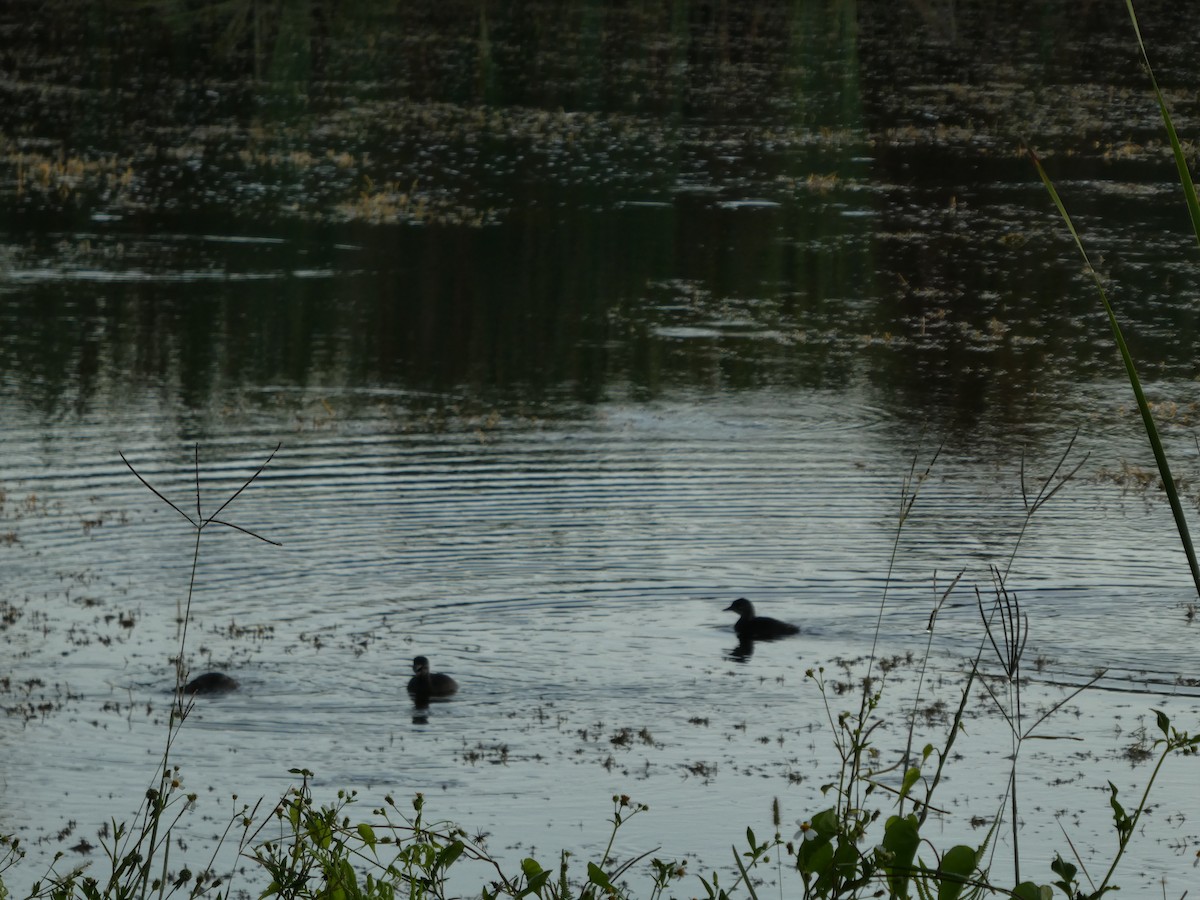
407,656 -> 458,702
184,672 -> 239,695
724,597 -> 800,640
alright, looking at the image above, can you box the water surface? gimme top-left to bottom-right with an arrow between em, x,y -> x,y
3,1 -> 1200,896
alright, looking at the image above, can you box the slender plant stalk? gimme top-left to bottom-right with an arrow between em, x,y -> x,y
900,569 -> 962,791
1030,122 -> 1200,600
1006,432 -> 1086,580
1097,743 -> 1172,894
866,439 -> 942,678
117,444 -> 281,900
1125,0 -> 1200,245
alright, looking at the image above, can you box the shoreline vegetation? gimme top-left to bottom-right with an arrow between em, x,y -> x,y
4,2 -> 1200,898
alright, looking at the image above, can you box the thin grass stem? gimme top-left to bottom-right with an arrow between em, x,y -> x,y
1030,148 -> 1200,600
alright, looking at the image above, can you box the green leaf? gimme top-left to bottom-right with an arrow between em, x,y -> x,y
587,862 -> 614,890
1108,782 -> 1132,840
520,858 -> 544,878
796,838 -> 833,878
810,808 -> 839,836
356,823 -> 376,849
1049,853 -> 1077,887
881,815 -> 919,897
832,839 -> 860,881
731,844 -> 759,900
435,840 -> 464,871
935,845 -> 977,900
882,815 -> 919,856
899,767 -> 921,803
1107,783 -> 1125,815
1154,708 -> 1170,737
307,817 -> 333,850
525,870 -> 551,895
1010,882 -> 1052,900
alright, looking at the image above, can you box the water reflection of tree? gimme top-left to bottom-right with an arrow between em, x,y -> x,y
5,0 -> 1200,438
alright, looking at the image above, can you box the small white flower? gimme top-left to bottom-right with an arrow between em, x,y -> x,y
794,820 -> 818,843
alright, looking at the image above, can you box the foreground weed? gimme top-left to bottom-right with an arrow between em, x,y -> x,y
23,446 -> 281,900
252,775 -> 681,900
1007,431 -> 1086,580
1019,8 -> 1200,885
1030,0 -> 1200,600
1031,146 -> 1200,598
781,420 -> 1185,900
866,438 -> 942,677
974,569 -> 1104,889
1091,711 -> 1200,897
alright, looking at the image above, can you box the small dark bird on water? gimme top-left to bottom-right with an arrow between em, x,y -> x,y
184,672 -> 239,695
724,597 -> 800,639
407,656 -> 458,702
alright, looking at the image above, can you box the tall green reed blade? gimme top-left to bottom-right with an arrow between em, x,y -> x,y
1126,0 -> 1200,247
1028,149 -> 1200,599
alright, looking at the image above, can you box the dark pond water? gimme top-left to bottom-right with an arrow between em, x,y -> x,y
3,1 -> 1200,896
